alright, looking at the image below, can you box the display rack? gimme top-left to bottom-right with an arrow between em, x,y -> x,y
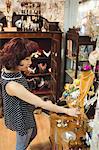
65,28 -> 96,83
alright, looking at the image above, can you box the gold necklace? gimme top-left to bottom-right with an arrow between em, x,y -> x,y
79,71 -> 94,91
80,76 -> 94,95
80,71 -> 94,80
77,71 -> 94,108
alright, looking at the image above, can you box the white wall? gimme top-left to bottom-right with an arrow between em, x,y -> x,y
64,0 -> 79,32
0,0 -> 65,31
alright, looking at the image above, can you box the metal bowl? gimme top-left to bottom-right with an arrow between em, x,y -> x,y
62,131 -> 76,142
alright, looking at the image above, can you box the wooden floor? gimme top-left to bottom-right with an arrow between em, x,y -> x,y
0,112 -> 51,150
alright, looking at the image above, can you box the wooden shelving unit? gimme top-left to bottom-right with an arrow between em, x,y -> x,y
65,28 -> 96,83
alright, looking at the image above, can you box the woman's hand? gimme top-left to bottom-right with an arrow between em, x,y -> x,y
65,108 -> 80,117
46,101 -> 80,117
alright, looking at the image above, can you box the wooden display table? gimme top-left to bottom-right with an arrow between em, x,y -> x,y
50,113 -> 88,150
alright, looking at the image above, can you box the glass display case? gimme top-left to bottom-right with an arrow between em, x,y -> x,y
65,28 -> 96,83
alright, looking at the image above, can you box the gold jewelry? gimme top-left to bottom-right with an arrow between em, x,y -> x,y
80,71 -> 94,80
77,71 -> 95,109
79,71 -> 94,93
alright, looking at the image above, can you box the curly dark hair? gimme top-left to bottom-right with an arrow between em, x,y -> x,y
0,38 -> 39,70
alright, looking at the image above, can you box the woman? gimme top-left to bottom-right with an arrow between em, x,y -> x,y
0,38 -> 79,150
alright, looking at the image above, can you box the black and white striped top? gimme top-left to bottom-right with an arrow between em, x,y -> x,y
1,71 -> 36,135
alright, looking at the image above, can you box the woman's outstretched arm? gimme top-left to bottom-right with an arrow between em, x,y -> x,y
6,81 -> 80,117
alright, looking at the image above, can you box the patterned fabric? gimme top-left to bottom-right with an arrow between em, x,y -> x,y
0,78 -> 3,117
1,71 -> 36,135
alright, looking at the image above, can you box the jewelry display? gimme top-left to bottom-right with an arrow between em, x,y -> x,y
50,113 -> 87,150
0,1 -> 61,32
50,69 -> 95,149
62,131 -> 76,141
77,70 -> 95,110
23,46 -> 51,92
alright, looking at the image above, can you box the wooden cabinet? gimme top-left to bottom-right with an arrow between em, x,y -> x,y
65,28 -> 96,83
0,31 -> 62,102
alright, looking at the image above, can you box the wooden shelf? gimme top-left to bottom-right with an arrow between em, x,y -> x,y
32,89 -> 51,95
15,14 -> 40,16
65,70 -> 81,79
65,70 -> 75,79
27,73 -> 51,77
32,57 -> 50,60
78,58 -> 88,62
66,55 -> 76,61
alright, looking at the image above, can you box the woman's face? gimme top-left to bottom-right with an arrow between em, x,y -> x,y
17,56 -> 32,72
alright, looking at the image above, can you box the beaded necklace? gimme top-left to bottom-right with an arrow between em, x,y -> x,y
1,68 -> 22,80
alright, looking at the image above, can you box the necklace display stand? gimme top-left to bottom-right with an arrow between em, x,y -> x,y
77,70 -> 94,115
50,70 -> 94,150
